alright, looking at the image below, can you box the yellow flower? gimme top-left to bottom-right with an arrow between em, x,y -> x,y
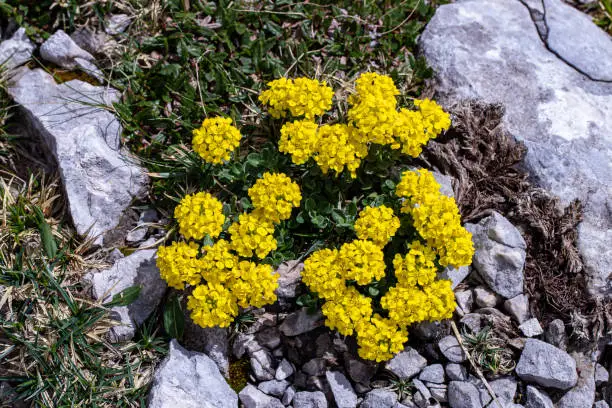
228,213 -> 277,258
187,283 -> 239,328
174,192 -> 225,241
279,120 -> 319,165
192,117 -> 241,164
314,124 -> 367,178
354,205 -> 400,247
423,279 -> 456,321
394,108 -> 430,158
156,241 -> 202,289
355,315 -> 408,362
259,77 -> 333,119
414,98 -> 451,137
228,261 -> 278,308
392,241 -> 438,287
395,169 -> 474,268
338,239 -> 386,285
200,239 -> 239,284
302,248 -> 347,299
248,172 -> 302,223
348,73 -> 400,147
381,285 -> 430,326
322,287 -> 373,336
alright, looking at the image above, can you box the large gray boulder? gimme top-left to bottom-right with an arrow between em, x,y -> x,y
516,339 -> 578,389
465,212 -> 526,298
89,249 -> 166,341
148,340 -> 238,408
8,68 -> 148,245
0,28 -> 35,69
420,0 -> 612,299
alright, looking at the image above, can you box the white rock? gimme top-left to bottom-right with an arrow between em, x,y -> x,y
239,384 -> 283,408
595,363 -> 609,385
275,358 -> 294,381
440,265 -> 470,289
326,371 -> 357,408
439,336 -> 467,363
250,349 -> 275,381
0,28 -> 35,69
489,377 -> 517,403
594,401 -> 610,408
182,323 -> 229,377
419,364 -> 445,384
524,385 -> 553,408
8,68 -> 147,245
89,249 -> 165,341
556,353 -> 595,408
147,340 -> 237,408
40,30 -> 95,69
421,0 -> 612,299
257,380 -> 289,398
105,14 -> 132,35
474,286 -> 498,308
519,318 -> 544,337
516,339 -> 578,389
361,389 -> 398,408
446,364 -> 468,381
274,260 -> 303,299
504,294 -> 530,324
282,386 -> 296,405
447,381 -> 482,408
455,290 -> 473,316
293,391 -> 328,408
385,346 -> 428,379
279,308 -> 323,336
465,212 -> 526,299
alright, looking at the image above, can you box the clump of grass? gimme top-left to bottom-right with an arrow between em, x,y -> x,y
462,327 -> 515,376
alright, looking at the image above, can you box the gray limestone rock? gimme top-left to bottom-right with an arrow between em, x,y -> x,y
239,384 -> 284,408
385,346 -> 428,379
504,294 -> 530,324
420,0 -> 612,299
519,318 -> 544,337
544,319 -> 567,349
276,358 -> 295,381
361,389 -> 398,408
455,290 -> 474,316
147,340 -> 237,408
465,213 -> 526,298
446,364 -> 468,381
274,260 -> 303,299
419,364 -> 445,384
293,391 -> 328,408
595,363 -> 609,385
474,287 -> 499,308
489,377 -> 517,403
516,339 -> 578,389
40,30 -> 103,81
447,381 -> 483,408
439,336 -> 467,363
257,380 -> 290,398
279,308 -> 323,336
105,14 -> 132,35
8,68 -> 148,245
524,385 -> 554,408
250,348 -> 275,381
182,323 -> 229,377
326,371 -> 358,408
89,249 -> 165,341
0,28 -> 35,69
556,353 -> 595,408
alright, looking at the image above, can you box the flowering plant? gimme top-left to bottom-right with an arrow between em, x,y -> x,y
156,73 -> 473,362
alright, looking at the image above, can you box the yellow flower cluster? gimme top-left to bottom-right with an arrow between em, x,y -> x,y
259,77 -> 333,119
228,213 -> 277,258
174,192 -> 225,240
192,117 -> 241,164
301,188 -> 471,361
354,205 -> 401,247
248,172 -> 302,223
395,169 -> 474,267
157,241 -> 202,289
158,172 -> 302,329
261,73 -> 451,178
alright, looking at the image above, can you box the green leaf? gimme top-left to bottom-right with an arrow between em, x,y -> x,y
163,294 -> 184,339
103,286 -> 142,307
34,206 -> 57,259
